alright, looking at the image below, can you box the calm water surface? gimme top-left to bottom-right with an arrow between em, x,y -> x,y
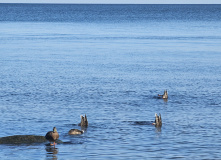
0,4 -> 221,159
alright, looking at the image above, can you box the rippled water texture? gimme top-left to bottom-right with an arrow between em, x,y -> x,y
0,4 -> 221,159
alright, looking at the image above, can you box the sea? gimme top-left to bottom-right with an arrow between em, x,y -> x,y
0,3 -> 221,160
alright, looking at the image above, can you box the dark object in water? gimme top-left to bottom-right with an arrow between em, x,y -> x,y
129,113 -> 162,127
0,135 -> 47,144
78,114 -> 88,127
45,127 -> 59,146
153,113 -> 162,127
158,90 -> 168,99
129,121 -> 153,125
68,129 -> 84,135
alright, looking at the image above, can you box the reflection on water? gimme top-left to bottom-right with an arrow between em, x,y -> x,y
155,126 -> 162,133
163,98 -> 168,103
81,126 -> 88,133
45,146 -> 58,160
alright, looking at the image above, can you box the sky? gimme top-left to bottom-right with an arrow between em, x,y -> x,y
0,0 -> 220,4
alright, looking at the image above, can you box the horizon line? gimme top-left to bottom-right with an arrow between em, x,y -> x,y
0,2 -> 220,4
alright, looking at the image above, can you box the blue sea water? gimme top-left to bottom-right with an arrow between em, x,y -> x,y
0,4 -> 221,159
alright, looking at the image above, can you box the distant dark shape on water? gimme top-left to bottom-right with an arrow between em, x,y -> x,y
131,121 -> 153,125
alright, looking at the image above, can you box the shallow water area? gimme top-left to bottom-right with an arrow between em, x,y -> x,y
0,4 -> 221,160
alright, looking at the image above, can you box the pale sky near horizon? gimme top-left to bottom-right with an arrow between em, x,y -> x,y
0,0 -> 220,4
